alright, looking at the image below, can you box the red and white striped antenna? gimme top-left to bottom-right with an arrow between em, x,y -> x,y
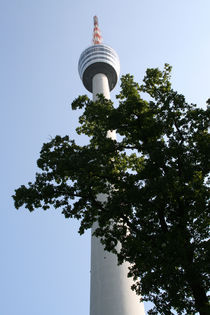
93,15 -> 102,44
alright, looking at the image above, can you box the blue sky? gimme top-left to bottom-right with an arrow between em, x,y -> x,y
1,1 -> 209,314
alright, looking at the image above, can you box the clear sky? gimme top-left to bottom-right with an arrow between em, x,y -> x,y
1,1 -> 209,314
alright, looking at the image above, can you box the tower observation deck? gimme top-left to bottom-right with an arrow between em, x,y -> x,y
78,16 -> 145,315
78,44 -> 120,92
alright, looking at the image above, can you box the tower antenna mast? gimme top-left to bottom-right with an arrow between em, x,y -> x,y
93,15 -> 102,44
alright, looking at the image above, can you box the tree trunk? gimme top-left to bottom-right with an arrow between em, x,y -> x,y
178,227 -> 209,314
187,277 -> 209,315
183,245 -> 209,315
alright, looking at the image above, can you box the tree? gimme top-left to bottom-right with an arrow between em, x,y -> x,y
13,64 -> 209,314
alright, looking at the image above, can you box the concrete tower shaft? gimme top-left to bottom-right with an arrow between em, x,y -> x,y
78,16 -> 145,315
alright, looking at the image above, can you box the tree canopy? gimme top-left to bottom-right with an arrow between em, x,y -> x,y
13,64 -> 209,314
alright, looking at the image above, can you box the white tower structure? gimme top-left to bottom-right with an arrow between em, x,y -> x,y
78,16 -> 145,315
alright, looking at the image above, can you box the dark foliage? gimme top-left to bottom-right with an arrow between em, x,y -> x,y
13,65 -> 210,314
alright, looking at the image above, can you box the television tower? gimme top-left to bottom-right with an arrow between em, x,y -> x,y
78,16 -> 145,315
